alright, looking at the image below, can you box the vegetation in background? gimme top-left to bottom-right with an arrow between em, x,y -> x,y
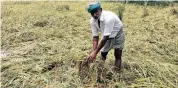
1,1 -> 178,88
117,5 -> 125,21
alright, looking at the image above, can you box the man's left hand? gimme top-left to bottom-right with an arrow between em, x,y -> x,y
88,51 -> 97,62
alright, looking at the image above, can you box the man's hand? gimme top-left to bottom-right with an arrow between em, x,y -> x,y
88,50 -> 97,63
87,36 -> 109,63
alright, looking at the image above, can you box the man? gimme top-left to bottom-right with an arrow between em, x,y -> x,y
87,2 -> 125,70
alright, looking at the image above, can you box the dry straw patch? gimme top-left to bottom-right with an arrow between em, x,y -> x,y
1,1 -> 178,88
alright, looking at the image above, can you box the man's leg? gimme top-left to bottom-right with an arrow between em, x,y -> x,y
97,52 -> 108,83
114,49 -> 122,70
101,52 -> 108,61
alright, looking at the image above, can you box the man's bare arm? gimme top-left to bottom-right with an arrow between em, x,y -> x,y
92,36 -> 99,51
94,36 -> 109,53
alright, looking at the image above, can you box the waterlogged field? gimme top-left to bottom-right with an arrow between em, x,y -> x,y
1,1 -> 178,88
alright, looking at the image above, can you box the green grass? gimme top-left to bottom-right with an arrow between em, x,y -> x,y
1,1 -> 178,88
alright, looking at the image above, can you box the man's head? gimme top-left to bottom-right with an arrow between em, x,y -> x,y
88,2 -> 102,19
